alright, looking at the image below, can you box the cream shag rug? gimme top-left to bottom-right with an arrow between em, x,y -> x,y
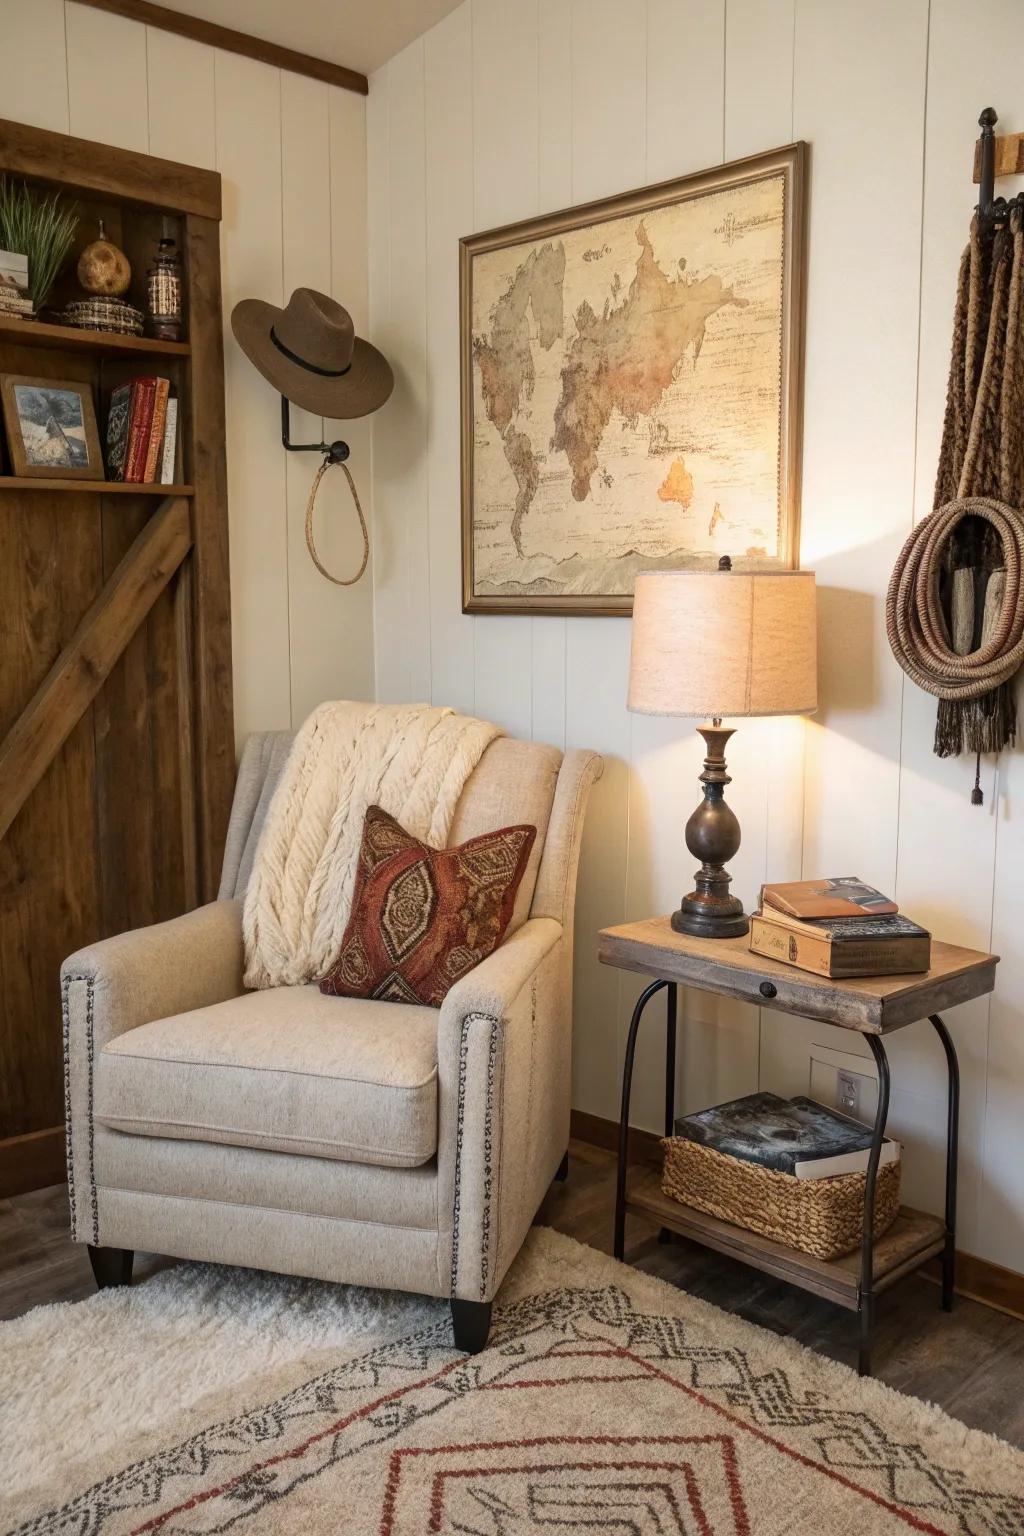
2,1228 -> 1022,1534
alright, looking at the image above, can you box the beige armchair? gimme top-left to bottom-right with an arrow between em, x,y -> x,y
61,733 -> 602,1352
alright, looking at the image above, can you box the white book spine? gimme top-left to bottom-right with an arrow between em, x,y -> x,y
159,399 -> 178,484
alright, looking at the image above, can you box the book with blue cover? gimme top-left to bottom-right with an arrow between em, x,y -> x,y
672,1091 -> 900,1180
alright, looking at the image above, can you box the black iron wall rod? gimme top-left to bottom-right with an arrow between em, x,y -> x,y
978,107 -> 1024,228
280,395 -> 349,463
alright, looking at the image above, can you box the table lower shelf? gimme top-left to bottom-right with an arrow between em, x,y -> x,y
627,1167 -> 946,1312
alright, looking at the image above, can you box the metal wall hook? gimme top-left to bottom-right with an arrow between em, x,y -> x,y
977,107 -> 1024,229
280,395 -> 349,463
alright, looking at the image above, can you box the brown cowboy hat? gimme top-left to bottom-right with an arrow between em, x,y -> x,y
230,288 -> 393,418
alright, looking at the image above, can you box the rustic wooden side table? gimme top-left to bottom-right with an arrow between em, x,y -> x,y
598,917 -> 999,1376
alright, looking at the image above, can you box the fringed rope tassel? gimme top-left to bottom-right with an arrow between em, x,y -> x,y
934,681 -> 1017,760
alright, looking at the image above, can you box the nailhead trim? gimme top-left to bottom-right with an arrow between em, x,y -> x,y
450,1012 -> 499,1301
479,1021 -> 499,1299
61,974 -> 98,1245
60,975 -> 78,1242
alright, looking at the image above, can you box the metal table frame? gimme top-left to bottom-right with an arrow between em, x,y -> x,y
613,979 -> 960,1376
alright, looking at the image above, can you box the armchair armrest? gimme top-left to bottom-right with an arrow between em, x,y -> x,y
438,917 -> 562,1033
62,899 -> 245,1052
61,901 -> 244,1244
436,917 -> 565,1302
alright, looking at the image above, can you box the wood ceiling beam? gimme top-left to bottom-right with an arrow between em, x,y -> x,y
0,496 -> 193,845
72,0 -> 368,96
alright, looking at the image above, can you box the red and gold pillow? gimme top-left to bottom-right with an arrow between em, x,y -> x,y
320,805 -> 536,1007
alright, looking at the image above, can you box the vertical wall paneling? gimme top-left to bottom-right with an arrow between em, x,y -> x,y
760,0 -> 931,1182
366,62 -> 392,701
281,72 -> 374,724
324,85 -> 375,712
215,49 -> 290,743
423,7 -> 476,716
722,0 -> 802,1127
724,0 -> 795,158
646,0 -> 725,183
371,39 -> 431,704
530,0 -> 573,751
920,0 -> 1024,1265
627,0 -> 739,1133
0,0 -> 69,133
280,72 -> 331,727
563,0 -> 647,1125
565,618 -> 632,1123
65,2 -> 149,152
145,28 -> 216,169
468,0 -> 540,739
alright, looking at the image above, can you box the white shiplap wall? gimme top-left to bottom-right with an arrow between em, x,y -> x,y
0,0 -> 374,744
368,0 -> 1024,1274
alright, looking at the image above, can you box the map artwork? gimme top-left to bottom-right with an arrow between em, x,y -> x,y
460,146 -> 805,614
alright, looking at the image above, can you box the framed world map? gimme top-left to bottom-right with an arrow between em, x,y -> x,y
460,142 -> 806,615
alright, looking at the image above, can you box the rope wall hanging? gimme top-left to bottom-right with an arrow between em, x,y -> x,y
886,110 -> 1024,803
304,454 -> 370,587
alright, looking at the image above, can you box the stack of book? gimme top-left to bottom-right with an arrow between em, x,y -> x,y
673,1091 -> 900,1180
105,376 -> 179,484
662,1090 -> 902,1258
749,877 -> 931,978
0,249 -> 32,320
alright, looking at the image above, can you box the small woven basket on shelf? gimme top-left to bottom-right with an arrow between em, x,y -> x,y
661,1136 -> 900,1262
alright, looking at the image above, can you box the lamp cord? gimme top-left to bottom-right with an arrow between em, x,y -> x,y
304,456 -> 370,586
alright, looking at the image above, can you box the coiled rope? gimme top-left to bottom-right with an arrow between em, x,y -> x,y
886,208 -> 1024,795
304,457 -> 370,586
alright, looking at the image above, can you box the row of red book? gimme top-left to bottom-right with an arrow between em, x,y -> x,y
105,376 -> 178,484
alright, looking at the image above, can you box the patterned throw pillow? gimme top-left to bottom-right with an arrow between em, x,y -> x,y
320,806 -> 537,1007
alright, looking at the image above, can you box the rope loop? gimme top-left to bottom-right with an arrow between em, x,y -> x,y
885,495 -> 1024,700
304,457 -> 370,586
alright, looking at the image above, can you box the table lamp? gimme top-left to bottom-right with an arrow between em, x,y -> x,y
627,557 -> 817,939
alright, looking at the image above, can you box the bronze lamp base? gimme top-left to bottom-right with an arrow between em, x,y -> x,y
671,722 -> 749,940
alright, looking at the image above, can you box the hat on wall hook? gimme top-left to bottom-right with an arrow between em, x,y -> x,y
230,288 -> 393,585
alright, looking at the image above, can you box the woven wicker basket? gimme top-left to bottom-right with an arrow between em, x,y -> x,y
661,1136 -> 900,1261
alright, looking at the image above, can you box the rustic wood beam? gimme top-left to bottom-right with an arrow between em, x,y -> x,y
0,497 -> 192,844
72,0 -> 369,96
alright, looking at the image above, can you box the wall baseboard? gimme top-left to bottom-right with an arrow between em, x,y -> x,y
569,1108 -> 1024,1322
0,1127 -> 66,1199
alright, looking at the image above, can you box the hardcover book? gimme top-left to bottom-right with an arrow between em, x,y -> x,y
672,1091 -> 900,1180
750,910 -> 930,978
124,378 -> 157,483
159,396 -> 178,484
761,877 -> 899,921
104,384 -> 133,481
143,378 -> 170,483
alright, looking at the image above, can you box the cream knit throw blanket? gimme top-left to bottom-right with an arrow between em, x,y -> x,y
242,701 -> 501,989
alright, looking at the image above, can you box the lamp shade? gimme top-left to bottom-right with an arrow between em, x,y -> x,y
627,569 -> 817,718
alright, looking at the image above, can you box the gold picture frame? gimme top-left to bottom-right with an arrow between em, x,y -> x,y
1,373 -> 103,480
460,142 -> 807,616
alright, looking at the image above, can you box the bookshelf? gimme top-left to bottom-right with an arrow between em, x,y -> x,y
0,118 -> 234,1198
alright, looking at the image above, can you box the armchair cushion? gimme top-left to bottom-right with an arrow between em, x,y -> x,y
96,986 -> 439,1169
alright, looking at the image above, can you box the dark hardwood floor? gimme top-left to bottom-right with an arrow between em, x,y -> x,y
4,1139 -> 1024,1448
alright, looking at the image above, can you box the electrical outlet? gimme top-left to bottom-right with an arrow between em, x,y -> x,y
837,1068 -> 870,1119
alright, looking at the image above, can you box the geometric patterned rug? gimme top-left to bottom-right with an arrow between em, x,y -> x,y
4,1229 -> 1023,1534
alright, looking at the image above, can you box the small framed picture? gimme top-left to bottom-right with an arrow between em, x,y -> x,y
0,374 -> 103,480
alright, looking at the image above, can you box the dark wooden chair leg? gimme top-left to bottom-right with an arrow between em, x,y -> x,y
554,1150 -> 569,1182
451,1298 -> 492,1354
88,1245 -> 134,1290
